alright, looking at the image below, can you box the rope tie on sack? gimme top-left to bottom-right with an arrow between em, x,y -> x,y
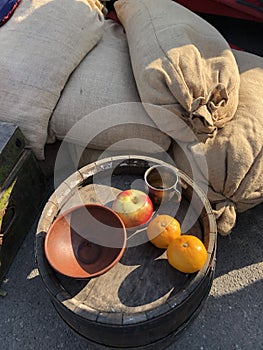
189,83 -> 229,134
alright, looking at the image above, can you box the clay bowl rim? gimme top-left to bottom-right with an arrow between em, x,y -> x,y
44,203 -> 127,279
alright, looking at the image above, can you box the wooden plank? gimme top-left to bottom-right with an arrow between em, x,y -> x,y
0,122 -> 25,187
0,150 -> 47,284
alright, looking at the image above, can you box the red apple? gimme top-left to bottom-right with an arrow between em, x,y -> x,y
112,189 -> 153,228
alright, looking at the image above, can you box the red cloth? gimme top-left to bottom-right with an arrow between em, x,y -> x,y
106,9 -> 245,52
173,0 -> 263,22
106,10 -> 121,24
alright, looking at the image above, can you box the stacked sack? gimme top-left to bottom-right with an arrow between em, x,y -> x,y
172,50 -> 263,235
0,0 -> 105,159
1,0 -> 262,235
114,0 -> 263,235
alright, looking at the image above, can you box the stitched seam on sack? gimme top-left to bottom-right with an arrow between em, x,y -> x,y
4,28 -> 99,62
4,77 -> 59,98
141,1 -> 190,95
143,3 -> 216,98
141,1 -> 237,104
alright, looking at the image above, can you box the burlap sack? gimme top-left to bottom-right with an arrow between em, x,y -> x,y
0,0 -> 105,160
172,50 -> 263,235
50,19 -> 171,153
114,0 -> 240,140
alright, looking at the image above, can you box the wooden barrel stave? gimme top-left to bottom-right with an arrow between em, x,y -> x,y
36,155 -> 217,349
48,265 -> 214,349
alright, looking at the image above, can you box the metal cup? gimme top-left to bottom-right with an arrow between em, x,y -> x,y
144,164 -> 181,205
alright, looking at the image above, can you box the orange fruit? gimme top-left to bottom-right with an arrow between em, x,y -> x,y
147,214 -> 181,249
167,235 -> 207,273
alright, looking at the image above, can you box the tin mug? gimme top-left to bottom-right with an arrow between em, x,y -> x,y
144,164 -> 181,205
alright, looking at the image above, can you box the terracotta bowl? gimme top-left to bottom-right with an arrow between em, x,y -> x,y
44,204 -> 127,278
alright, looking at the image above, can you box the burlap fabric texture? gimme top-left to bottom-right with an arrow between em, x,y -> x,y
50,19 -> 171,153
0,0 -> 105,159
172,50 -> 263,235
114,0 -> 240,141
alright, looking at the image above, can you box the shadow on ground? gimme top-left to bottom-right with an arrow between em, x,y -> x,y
0,203 -> 262,349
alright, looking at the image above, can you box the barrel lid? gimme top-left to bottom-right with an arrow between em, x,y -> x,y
36,155 -> 217,330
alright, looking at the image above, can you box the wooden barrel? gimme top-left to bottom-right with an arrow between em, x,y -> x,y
36,155 -> 217,350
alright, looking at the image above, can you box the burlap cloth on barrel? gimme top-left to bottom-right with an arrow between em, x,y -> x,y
172,50 -> 263,235
114,0 -> 240,140
0,0 -> 105,160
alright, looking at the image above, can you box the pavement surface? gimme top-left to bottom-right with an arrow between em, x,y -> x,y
0,201 -> 262,350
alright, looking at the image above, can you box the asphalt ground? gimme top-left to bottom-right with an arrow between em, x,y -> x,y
0,202 -> 262,350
